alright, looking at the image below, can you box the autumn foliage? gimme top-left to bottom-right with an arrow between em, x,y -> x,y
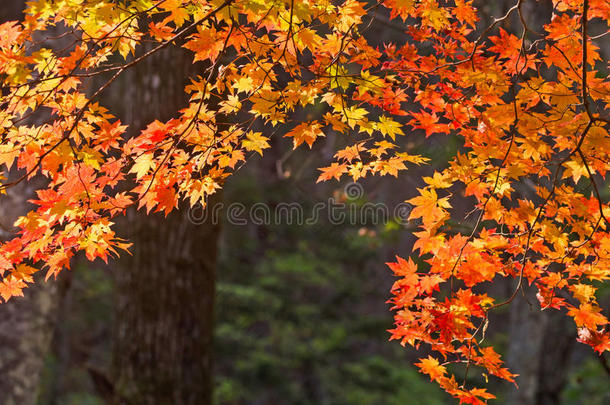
0,0 -> 609,403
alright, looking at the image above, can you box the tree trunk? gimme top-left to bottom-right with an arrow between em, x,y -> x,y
0,209 -> 58,405
112,43 -> 220,405
505,290 -> 548,405
0,269 -> 57,405
0,179 -> 59,405
505,287 -> 575,405
0,2 -> 60,404
114,207 -> 219,405
536,311 -> 575,405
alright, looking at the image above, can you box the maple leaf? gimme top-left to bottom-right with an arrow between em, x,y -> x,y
568,304 -> 608,329
218,149 -> 245,169
387,256 -> 418,277
324,112 -> 349,133
160,0 -> 190,27
416,356 -> 447,382
0,276 -> 27,302
241,132 -> 270,156
234,76 -> 255,94
570,283 -> 597,304
156,186 -> 178,217
385,0 -> 415,21
410,111 -> 450,137
184,25 -> 223,62
0,21 -> 21,50
423,172 -> 452,189
407,187 -> 451,225
454,0 -> 478,27
148,21 -> 174,41
219,95 -> 242,114
420,0 -> 450,31
418,274 -> 444,295
376,115 -> 404,140
285,121 -> 325,149
577,328 -> 610,354
489,28 -> 521,60
130,153 -> 154,180
334,145 -> 362,163
317,163 -> 348,182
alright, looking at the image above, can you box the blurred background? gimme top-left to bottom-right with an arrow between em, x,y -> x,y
0,1 -> 608,404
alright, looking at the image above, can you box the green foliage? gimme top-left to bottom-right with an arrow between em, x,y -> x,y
36,264 -> 114,405
214,171 -> 448,404
562,358 -> 610,405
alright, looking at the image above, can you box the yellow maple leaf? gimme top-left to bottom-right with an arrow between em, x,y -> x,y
376,115 -> 404,140
242,131 -> 270,156
219,94 -> 242,114
130,153 -> 154,180
234,76 -> 255,94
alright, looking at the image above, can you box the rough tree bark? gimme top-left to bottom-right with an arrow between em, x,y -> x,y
505,288 -> 576,405
505,289 -> 548,405
111,42 -> 221,405
0,2 -> 60,404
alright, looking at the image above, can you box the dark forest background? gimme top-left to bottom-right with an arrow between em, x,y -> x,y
0,1 -> 609,404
